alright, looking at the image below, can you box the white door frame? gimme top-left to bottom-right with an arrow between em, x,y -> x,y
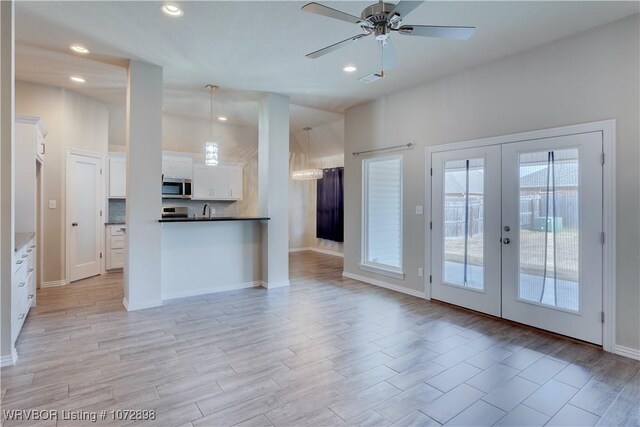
65,148 -> 105,283
425,119 -> 616,352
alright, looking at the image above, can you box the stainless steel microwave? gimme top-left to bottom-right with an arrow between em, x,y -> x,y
162,177 -> 192,199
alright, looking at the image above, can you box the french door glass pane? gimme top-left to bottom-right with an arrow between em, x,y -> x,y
518,149 -> 580,311
443,158 -> 484,290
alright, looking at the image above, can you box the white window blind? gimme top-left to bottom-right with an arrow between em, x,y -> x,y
363,155 -> 403,274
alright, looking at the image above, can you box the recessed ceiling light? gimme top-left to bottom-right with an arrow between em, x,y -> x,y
70,44 -> 89,54
218,116 -> 228,122
343,65 -> 357,73
70,76 -> 86,84
161,3 -> 183,17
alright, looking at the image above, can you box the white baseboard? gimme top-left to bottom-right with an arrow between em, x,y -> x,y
162,281 -> 261,301
309,247 -> 344,258
122,297 -> 162,311
342,271 -> 425,298
613,345 -> 640,361
289,247 -> 344,258
0,347 -> 18,367
42,279 -> 67,288
261,280 -> 291,289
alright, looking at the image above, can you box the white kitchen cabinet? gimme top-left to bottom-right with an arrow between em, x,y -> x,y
108,154 -> 126,199
191,164 -> 243,201
228,166 -> 243,200
106,225 -> 126,270
162,154 -> 193,179
192,165 -> 213,200
16,116 -> 46,234
12,235 -> 36,346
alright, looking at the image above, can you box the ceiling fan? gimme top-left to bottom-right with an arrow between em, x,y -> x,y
301,0 -> 475,82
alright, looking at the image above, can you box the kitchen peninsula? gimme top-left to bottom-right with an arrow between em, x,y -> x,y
160,217 -> 270,300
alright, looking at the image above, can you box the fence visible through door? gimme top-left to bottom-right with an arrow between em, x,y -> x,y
429,130 -> 604,345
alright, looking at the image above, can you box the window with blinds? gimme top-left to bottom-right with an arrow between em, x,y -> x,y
362,155 -> 403,276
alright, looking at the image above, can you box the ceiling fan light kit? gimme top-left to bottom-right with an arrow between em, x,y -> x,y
301,0 -> 475,82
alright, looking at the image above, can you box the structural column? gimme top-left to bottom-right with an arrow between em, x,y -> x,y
124,60 -> 163,310
258,93 -> 290,288
0,0 -> 16,365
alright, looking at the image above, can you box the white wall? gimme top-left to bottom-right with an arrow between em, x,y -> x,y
344,15 -> 639,350
289,119 -> 345,254
15,80 -> 109,284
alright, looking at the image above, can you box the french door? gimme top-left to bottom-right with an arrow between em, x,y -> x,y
431,146 -> 502,317
430,131 -> 604,344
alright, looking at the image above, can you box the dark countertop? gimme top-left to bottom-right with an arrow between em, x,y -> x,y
15,232 -> 35,252
105,221 -> 126,225
159,217 -> 270,223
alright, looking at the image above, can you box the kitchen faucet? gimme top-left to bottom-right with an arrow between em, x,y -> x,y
202,203 -> 212,218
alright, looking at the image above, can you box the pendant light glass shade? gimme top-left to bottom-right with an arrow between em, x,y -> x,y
292,127 -> 323,181
205,141 -> 218,166
204,84 -> 219,166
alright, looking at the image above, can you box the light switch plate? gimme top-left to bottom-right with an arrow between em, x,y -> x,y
49,200 -> 56,209
415,205 -> 424,215
418,268 -> 424,277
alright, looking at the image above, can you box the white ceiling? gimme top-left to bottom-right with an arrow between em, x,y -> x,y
15,1 -> 639,128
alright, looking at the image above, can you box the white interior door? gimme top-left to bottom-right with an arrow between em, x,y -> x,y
431,146 -> 502,317
68,152 -> 102,282
501,132 -> 603,344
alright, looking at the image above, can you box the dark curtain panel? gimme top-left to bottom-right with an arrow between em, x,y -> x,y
316,167 -> 344,242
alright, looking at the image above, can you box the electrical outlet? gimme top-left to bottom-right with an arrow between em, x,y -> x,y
415,205 -> 424,215
418,267 -> 424,277
49,200 -> 56,209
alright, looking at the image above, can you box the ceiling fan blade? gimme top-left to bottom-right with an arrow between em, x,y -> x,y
380,38 -> 398,70
398,25 -> 475,40
388,1 -> 423,19
301,2 -> 363,25
306,33 -> 369,59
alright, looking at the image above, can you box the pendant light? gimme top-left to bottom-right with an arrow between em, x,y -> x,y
204,84 -> 219,166
291,127 -> 323,180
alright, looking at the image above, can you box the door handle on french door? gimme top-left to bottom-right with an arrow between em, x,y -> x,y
502,238 -> 511,245
72,222 -> 78,227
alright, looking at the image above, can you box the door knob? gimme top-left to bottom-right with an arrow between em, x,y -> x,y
502,238 -> 511,245
72,222 -> 78,227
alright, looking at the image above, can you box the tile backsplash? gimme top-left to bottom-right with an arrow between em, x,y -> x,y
108,198 -> 253,221
162,199 -> 244,218
108,199 -> 126,223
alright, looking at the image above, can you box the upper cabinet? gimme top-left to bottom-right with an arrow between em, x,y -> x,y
108,154 -> 126,199
16,115 -> 47,164
15,116 -> 47,234
162,154 -> 193,180
192,164 -> 243,201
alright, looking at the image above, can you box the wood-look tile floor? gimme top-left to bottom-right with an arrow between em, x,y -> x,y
2,252 -> 639,426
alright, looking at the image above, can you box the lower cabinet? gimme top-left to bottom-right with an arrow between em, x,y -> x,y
106,225 -> 126,270
12,236 -> 36,345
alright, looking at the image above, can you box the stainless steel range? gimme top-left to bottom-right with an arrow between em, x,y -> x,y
161,206 -> 189,219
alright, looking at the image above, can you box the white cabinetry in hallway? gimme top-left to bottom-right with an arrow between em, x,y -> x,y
108,153 -> 126,199
13,115 -> 45,351
105,225 -> 126,270
192,164 -> 243,201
